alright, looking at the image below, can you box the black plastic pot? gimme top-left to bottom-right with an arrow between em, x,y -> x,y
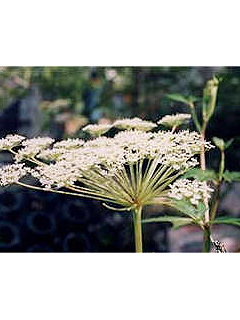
62,199 -> 91,225
26,211 -> 56,235
0,222 -> 21,251
62,232 -> 91,252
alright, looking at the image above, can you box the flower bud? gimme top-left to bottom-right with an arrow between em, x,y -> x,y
202,76 -> 219,123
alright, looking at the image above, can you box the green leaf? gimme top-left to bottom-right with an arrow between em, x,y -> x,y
224,138 -> 234,150
166,94 -> 190,105
210,216 -> 240,227
188,96 -> 198,103
212,137 -> 234,151
170,199 -> 206,221
181,168 -> 218,182
222,170 -> 240,182
142,215 -> 194,230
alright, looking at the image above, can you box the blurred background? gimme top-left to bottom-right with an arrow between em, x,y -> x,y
0,66 -> 240,252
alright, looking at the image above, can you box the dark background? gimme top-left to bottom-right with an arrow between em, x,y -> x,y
0,66 -> 239,252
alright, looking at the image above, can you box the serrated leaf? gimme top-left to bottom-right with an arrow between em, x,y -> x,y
222,170 -> 240,182
170,199 -> 206,221
210,216 -> 240,227
166,93 -> 190,105
142,216 -> 193,230
182,168 -> 218,182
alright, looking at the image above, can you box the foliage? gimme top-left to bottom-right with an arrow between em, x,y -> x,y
182,168 -> 218,182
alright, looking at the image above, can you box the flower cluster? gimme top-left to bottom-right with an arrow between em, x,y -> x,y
82,124 -> 112,136
168,178 -> 214,205
15,137 -> 55,162
113,117 -> 157,131
0,164 -> 28,186
53,138 -> 84,149
38,139 -> 85,161
0,134 -> 25,150
158,114 -> 191,129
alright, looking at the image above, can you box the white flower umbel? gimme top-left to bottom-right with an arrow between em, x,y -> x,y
15,137 -> 55,162
0,134 -> 25,150
0,164 -> 28,186
82,124 -> 112,136
168,178 -> 214,206
113,117 -> 157,131
158,113 -> 191,130
0,119 -> 214,252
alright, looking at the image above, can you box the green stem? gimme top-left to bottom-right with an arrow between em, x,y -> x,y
210,182 -> 221,221
209,149 -> 225,221
189,102 -> 201,132
219,150 -> 225,180
132,207 -> 143,253
203,224 -> 211,252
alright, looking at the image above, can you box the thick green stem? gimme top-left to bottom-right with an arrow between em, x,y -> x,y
132,207 -> 143,253
203,225 -> 211,252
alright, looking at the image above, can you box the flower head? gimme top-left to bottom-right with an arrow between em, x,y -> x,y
0,134 -> 25,150
168,178 -> 214,206
0,164 -> 28,186
157,113 -> 191,129
15,137 -> 55,162
113,117 -> 157,131
82,124 -> 112,136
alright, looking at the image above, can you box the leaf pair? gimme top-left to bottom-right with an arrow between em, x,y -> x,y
143,198 -> 206,229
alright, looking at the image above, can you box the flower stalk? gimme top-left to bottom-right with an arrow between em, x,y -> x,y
132,206 -> 143,253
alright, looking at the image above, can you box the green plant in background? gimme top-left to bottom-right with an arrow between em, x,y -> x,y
0,67 -> 31,109
144,76 -> 240,252
0,67 -> 134,137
